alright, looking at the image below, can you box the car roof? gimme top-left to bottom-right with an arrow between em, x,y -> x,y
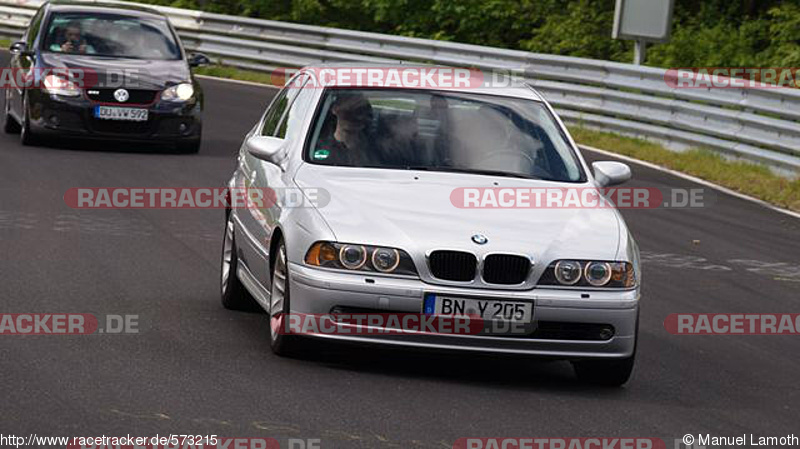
45,0 -> 167,19
299,62 -> 545,101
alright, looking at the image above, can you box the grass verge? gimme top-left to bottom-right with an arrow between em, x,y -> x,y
193,64 -> 277,86
569,126 -> 800,213
0,38 -> 12,48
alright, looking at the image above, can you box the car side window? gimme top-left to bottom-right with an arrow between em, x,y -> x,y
26,8 -> 45,48
260,74 -> 306,137
275,75 -> 313,140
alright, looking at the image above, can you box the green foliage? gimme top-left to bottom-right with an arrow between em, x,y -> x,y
137,0 -> 800,69
519,0 -> 629,61
759,3 -> 800,67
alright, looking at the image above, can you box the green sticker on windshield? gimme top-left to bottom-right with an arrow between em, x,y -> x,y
313,149 -> 330,160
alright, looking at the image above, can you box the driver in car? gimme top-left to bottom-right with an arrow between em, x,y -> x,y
313,93 -> 375,166
56,21 -> 90,54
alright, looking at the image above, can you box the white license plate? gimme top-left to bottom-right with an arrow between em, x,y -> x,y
94,106 -> 148,122
423,294 -> 533,323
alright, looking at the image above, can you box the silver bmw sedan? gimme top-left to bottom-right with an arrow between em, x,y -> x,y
221,65 -> 640,386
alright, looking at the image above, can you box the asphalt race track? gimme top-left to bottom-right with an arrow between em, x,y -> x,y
1,51 -> 799,448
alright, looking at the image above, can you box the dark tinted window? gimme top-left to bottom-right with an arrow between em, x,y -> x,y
43,12 -> 181,60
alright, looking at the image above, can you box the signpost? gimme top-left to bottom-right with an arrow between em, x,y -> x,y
612,0 -> 675,65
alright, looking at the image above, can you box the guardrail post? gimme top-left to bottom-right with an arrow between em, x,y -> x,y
633,40 -> 646,65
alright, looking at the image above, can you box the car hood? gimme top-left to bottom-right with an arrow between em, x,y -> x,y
40,53 -> 190,89
294,165 -> 624,262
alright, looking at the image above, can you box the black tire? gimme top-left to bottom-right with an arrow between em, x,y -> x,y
3,91 -> 21,134
220,211 -> 257,311
572,354 -> 635,387
20,96 -> 39,147
268,239 -> 304,356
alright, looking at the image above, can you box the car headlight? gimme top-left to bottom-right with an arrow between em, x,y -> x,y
585,261 -> 613,286
372,247 -> 400,273
43,75 -> 81,97
540,260 -> 635,288
161,82 -> 194,101
554,260 -> 582,285
305,241 -> 417,276
339,244 -> 367,270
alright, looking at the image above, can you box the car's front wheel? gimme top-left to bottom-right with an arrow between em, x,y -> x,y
268,239 -> 303,356
572,354 -> 635,386
3,91 -> 21,134
220,211 -> 256,311
20,96 -> 40,146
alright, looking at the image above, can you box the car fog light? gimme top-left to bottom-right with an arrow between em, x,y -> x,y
585,262 -> 612,286
371,247 -> 400,273
339,245 -> 367,270
554,260 -> 581,285
599,326 -> 615,340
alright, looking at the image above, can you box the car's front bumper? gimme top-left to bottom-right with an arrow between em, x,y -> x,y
288,263 -> 638,359
27,90 -> 202,143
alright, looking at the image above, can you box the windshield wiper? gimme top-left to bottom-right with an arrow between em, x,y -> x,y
402,166 -> 538,180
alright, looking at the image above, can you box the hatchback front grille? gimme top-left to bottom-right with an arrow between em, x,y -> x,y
428,250 -> 477,282
482,254 -> 531,285
86,88 -> 159,105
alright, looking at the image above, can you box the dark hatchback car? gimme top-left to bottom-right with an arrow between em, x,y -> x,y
3,1 -> 210,152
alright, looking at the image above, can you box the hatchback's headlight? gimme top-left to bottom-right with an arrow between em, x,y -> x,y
540,260 -> 635,288
305,241 -> 417,276
43,75 -> 81,97
161,82 -> 194,101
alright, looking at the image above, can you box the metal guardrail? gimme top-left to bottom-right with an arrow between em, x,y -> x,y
2,0 -> 799,175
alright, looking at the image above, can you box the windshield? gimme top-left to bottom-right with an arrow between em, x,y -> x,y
306,88 -> 584,182
42,12 -> 181,60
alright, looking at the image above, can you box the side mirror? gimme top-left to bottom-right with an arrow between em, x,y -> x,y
10,41 -> 31,57
188,52 -> 211,68
246,135 -> 286,165
592,161 -> 631,187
